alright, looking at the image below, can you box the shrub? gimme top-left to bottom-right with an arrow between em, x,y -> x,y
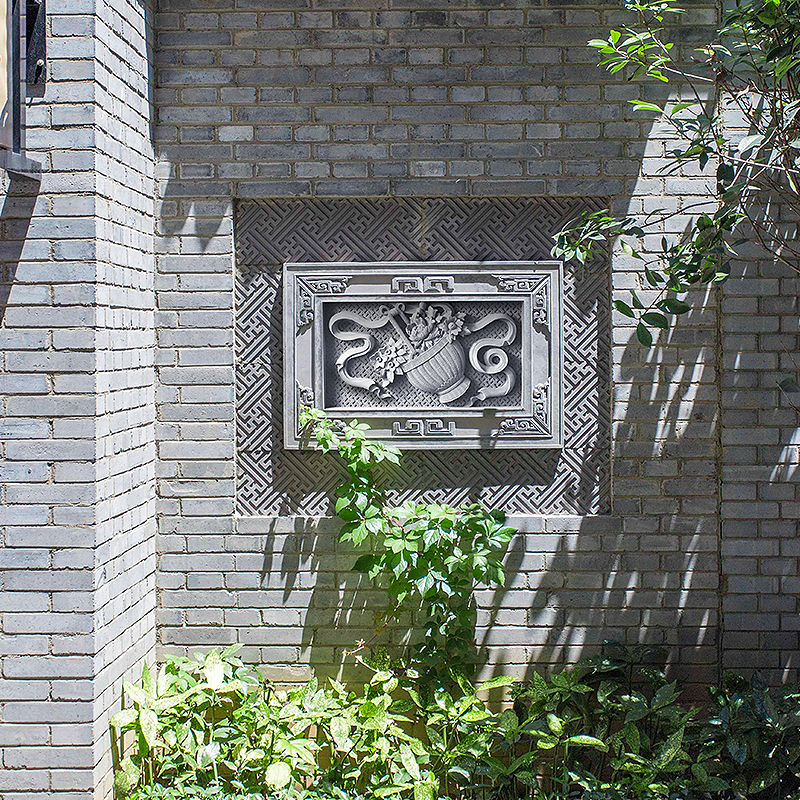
114,642 -> 800,800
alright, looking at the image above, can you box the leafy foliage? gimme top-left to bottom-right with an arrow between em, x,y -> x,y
113,646 -> 511,800
299,408 -> 516,679
552,0 -> 800,344
116,642 -> 800,800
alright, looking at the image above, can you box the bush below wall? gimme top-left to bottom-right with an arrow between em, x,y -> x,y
114,643 -> 800,800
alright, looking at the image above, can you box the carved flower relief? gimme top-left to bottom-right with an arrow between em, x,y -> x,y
373,306 -> 467,389
442,309 -> 467,340
374,339 -> 410,389
397,305 -> 466,353
329,300 -> 517,406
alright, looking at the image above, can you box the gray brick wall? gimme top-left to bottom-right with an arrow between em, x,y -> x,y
720,232 -> 800,676
152,0 -> 736,690
0,0 -> 798,793
0,1 -> 156,797
92,0 -> 157,797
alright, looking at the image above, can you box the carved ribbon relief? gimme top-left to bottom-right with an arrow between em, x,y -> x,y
329,301 -> 518,406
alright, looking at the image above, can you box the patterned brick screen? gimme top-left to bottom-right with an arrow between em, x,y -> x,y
235,197 -> 610,516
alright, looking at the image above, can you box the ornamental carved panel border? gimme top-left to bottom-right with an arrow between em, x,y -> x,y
235,197 -> 610,516
284,261 -> 563,449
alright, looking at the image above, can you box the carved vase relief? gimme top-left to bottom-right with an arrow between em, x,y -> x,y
284,261 -> 563,449
330,301 -> 517,406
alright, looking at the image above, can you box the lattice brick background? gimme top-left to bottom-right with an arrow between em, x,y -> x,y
235,197 -> 610,516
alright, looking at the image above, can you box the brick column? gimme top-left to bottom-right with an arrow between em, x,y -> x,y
0,1 -> 157,797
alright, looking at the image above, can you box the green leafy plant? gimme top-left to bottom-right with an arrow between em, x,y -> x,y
111,647 -> 329,797
553,0 -> 800,345
112,646 -> 506,800
692,672 -> 800,799
114,641 -> 800,800
485,643 -> 694,800
299,407 -> 516,680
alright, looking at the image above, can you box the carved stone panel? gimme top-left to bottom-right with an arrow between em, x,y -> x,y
284,261 -> 563,449
235,196 -> 610,517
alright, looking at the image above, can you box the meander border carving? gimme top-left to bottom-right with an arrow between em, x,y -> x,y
235,195 -> 611,516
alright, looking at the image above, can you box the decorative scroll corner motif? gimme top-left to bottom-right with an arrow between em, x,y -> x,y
295,275 -> 350,327
533,381 -> 549,426
297,383 -> 315,407
498,381 -> 551,438
533,282 -> 549,326
295,383 -> 316,435
498,416 -> 547,436
392,418 -> 456,437
493,274 -> 550,327
494,274 -> 547,293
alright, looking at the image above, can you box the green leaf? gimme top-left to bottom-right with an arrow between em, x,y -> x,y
660,298 -> 691,315
546,713 -> 564,734
623,721 -> 640,754
122,680 -> 148,709
375,786 -> 412,798
203,650 -> 225,691
265,761 -> 292,789
613,300 -> 635,318
497,709 -> 518,733
515,770 -> 539,787
566,734 -> 608,751
727,738 -> 748,765
141,662 -> 155,701
109,707 -> 138,730
536,735 -> 559,750
642,312 -> 669,329
620,240 -> 643,259
636,323 -> 653,347
737,133 -> 764,154
651,681 -> 678,709
749,769 -> 780,793
197,741 -> 221,768
330,716 -> 351,749
631,101 -> 664,114
152,687 -> 200,713
156,663 -> 172,698
400,743 -> 421,780
113,757 -> 140,798
655,728 -> 684,767
476,675 -> 517,692
414,784 -> 434,800
426,725 -> 444,750
644,267 -> 662,287
138,708 -> 159,752
352,553 -> 377,572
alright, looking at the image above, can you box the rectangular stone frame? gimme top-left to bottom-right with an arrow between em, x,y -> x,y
283,260 -> 563,449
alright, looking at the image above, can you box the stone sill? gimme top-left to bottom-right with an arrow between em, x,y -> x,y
234,515 -> 624,534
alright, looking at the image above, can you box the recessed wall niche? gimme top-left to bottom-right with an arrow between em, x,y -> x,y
235,197 -> 610,516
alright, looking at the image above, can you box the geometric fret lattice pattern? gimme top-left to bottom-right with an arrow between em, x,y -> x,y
235,197 -> 610,516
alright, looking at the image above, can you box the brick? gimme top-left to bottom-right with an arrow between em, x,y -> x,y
2,1 -> 785,782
